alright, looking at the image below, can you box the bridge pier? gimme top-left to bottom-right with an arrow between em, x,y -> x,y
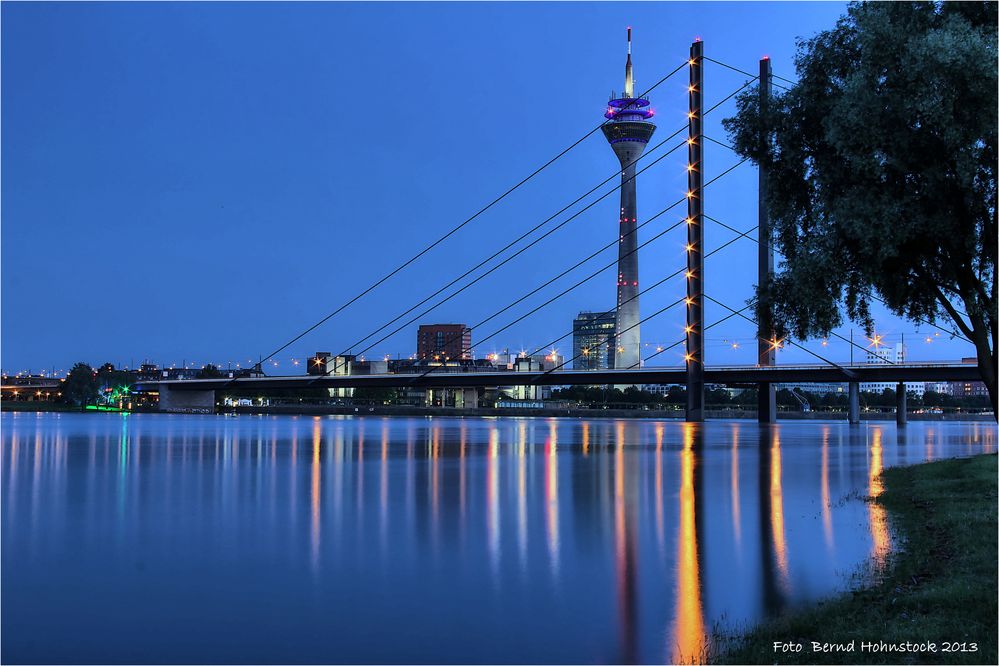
459,387 -> 479,409
896,382 -> 907,426
848,381 -> 860,424
758,383 -> 776,424
159,385 -> 216,414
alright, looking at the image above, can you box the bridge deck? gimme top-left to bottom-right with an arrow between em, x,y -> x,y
136,362 -> 981,391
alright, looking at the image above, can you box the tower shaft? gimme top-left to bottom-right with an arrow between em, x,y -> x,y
601,29 -> 655,372
613,144 -> 644,370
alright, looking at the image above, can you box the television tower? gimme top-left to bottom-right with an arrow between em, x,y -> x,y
602,28 -> 656,370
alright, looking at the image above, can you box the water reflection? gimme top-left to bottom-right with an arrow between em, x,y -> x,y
757,426 -> 787,616
730,423 -> 741,550
1,414 -> 994,665
820,426 -> 835,553
311,418 -> 321,572
868,427 -> 891,567
611,426 -> 635,663
545,420 -> 560,577
487,424 -> 500,576
669,423 -> 706,664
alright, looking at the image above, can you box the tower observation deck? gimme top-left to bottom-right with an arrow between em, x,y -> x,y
602,28 -> 656,371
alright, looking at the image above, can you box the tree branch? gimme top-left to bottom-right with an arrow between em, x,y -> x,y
931,282 -> 976,342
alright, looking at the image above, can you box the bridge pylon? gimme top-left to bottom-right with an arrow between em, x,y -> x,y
685,39 -> 705,422
756,56 -> 777,424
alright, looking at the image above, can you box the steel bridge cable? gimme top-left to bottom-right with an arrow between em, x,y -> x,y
703,77 -> 759,116
329,127 -> 690,369
703,56 -> 795,92
537,221 -> 756,374
519,169 -> 752,362
563,196 -> 912,374
699,68 -> 967,341
866,293 -> 970,342
702,293 -> 856,371
332,80 -> 754,371
409,206 -> 688,382
700,212 -> 972,345
704,61 -> 973,333
340,77 -> 755,370
702,64 -> 942,354
342,136 -> 690,374
703,211 -> 897,361
641,306 -> 753,365
373,74 -> 758,372
256,60 -> 689,368
703,135 -> 736,151
543,297 -> 685,375
436,187 -> 688,352
414,158 -> 751,378
701,129 -> 974,332
771,73 -> 798,86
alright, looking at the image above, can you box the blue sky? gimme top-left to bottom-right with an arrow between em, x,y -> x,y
1,1 -> 975,374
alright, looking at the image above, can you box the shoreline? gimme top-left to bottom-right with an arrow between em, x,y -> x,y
1,400 -> 993,421
712,453 -> 998,665
220,404 -> 994,422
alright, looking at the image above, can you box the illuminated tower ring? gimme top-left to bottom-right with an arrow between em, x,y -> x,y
602,28 -> 656,371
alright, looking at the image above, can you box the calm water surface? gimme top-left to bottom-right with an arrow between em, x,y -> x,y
2,413 -> 995,664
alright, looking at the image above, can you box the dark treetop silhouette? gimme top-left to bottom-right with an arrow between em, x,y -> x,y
723,1 -> 997,413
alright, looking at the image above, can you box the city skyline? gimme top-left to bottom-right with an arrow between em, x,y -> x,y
2,2 -> 977,373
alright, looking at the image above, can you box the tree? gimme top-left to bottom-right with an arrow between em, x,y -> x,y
723,2 -> 997,413
96,362 -> 133,393
62,362 -> 97,408
196,364 -> 225,379
352,386 -> 397,404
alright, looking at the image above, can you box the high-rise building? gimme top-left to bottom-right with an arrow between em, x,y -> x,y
417,324 -> 471,361
949,357 -> 989,397
572,311 -> 617,370
923,381 -> 953,396
602,29 -> 655,371
862,342 -> 924,396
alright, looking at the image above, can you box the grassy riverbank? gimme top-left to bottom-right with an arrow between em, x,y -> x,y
714,453 -> 997,665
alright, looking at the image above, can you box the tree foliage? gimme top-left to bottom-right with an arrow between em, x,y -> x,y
62,362 -> 97,408
196,364 -> 225,379
723,1 -> 997,410
351,386 -> 398,404
96,362 -> 133,393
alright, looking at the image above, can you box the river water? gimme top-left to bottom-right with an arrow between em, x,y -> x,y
1,413 -> 994,664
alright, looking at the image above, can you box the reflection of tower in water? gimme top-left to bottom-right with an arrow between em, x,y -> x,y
613,422 -> 639,664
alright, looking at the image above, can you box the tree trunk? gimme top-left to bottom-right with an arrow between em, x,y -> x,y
970,328 -> 997,419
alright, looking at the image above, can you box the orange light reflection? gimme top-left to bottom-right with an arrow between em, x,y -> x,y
670,424 -> 706,663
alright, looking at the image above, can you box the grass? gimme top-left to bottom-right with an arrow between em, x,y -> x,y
713,453 -> 998,665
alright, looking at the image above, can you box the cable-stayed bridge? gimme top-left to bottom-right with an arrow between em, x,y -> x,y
138,37 -> 985,424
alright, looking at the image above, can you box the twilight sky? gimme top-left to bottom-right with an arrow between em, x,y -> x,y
1,1 -> 976,374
